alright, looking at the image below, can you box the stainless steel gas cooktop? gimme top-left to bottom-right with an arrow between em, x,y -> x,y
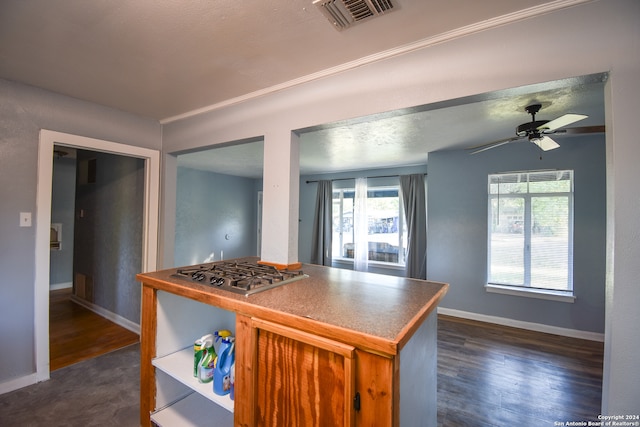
172,260 -> 307,296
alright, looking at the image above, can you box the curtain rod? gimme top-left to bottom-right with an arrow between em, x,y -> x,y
305,173 -> 426,184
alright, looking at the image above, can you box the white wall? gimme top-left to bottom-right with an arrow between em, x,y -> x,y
162,0 -> 640,414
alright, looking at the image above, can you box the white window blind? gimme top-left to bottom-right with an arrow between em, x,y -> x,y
488,170 -> 574,292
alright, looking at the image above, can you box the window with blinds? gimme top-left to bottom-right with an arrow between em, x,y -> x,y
488,170 -> 574,292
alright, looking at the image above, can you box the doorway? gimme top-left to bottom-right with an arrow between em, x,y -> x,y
35,130 -> 160,382
48,146 -> 143,370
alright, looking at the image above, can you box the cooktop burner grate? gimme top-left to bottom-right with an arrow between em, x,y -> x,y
172,260 -> 307,296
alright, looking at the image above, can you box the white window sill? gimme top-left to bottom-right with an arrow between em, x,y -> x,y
485,284 -> 576,303
332,258 -> 406,271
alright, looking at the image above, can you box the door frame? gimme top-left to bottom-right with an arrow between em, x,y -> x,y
35,129 -> 160,382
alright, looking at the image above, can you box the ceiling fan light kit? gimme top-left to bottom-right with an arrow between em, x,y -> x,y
468,103 -> 597,155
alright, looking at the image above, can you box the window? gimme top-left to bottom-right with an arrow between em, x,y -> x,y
332,186 -> 406,265
488,170 -> 574,293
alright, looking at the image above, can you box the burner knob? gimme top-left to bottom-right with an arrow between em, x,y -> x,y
212,277 -> 225,287
192,272 -> 205,281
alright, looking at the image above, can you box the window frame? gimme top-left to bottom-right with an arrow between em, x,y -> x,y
332,185 -> 407,268
485,170 -> 575,302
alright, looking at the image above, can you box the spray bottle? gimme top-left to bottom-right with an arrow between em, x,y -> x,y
195,334 -> 216,383
194,334 -> 215,377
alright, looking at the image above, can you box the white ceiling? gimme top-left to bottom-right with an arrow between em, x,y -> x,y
0,0 -> 606,177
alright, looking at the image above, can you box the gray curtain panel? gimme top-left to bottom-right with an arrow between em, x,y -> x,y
311,180 -> 333,266
400,174 -> 427,279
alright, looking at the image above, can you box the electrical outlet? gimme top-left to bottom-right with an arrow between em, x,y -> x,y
20,212 -> 32,227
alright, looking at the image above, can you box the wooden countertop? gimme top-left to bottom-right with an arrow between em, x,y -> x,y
136,258 -> 448,356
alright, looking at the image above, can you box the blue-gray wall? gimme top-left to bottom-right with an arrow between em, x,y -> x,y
0,78 -> 160,386
428,135 -> 606,334
158,2 -> 639,411
299,165 -> 428,277
174,167 -> 260,266
50,154 -> 76,288
73,150 -> 145,324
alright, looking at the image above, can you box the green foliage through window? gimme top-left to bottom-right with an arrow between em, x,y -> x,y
488,170 -> 574,292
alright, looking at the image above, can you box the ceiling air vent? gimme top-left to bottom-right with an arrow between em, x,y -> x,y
314,0 -> 396,30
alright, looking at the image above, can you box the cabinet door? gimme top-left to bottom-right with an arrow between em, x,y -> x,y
355,349 -> 394,426
251,319 -> 356,427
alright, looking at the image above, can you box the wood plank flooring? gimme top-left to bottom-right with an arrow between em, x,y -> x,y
47,289 -> 603,425
49,288 -> 139,371
437,315 -> 604,426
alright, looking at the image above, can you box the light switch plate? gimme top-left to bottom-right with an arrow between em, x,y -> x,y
20,212 -> 32,227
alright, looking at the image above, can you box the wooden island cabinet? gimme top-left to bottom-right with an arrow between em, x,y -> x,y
137,259 -> 448,427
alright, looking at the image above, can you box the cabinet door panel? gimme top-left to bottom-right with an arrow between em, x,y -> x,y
355,350 -> 394,426
252,319 -> 355,427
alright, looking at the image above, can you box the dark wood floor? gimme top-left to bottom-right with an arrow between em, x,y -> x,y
48,289 -> 603,424
437,315 -> 604,426
49,288 -> 140,371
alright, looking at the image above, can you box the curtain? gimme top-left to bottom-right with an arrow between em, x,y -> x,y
310,180 -> 333,266
400,174 -> 427,279
353,177 -> 369,272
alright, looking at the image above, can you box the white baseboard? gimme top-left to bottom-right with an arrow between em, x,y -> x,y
437,307 -> 604,342
0,373 -> 39,396
1,297 -> 140,397
49,282 -> 72,291
70,296 -> 140,335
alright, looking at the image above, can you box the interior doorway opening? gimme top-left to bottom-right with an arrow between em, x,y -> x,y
35,130 -> 160,382
48,145 -> 143,370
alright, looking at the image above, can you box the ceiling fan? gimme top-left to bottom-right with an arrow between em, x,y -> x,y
467,103 -> 603,154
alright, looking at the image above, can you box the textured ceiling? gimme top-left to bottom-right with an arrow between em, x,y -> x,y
1,0 -> 554,121
0,1 -> 605,177
178,74 -> 606,178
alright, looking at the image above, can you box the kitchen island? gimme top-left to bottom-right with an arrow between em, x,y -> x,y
137,258 -> 448,427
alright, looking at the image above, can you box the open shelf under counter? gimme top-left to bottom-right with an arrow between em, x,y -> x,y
151,391 -> 234,427
139,259 -> 449,426
152,346 -> 234,413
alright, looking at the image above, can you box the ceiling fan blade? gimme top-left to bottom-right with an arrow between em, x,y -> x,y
469,137 -> 521,154
531,135 -> 560,151
555,125 -> 605,135
538,113 -> 587,132
466,136 -> 521,151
